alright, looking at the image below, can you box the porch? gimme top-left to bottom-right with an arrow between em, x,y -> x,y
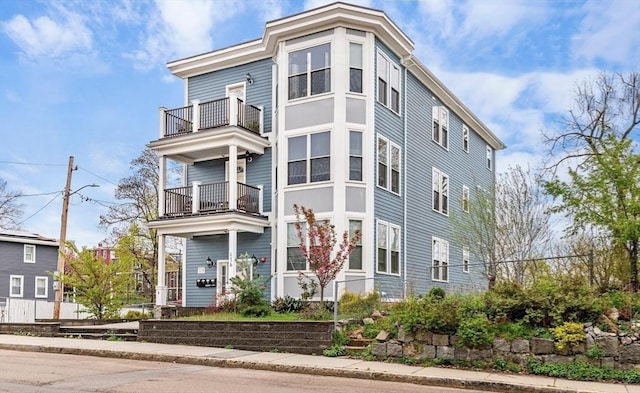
161,181 -> 262,218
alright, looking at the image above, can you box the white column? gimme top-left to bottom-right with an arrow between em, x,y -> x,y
159,107 -> 167,138
192,181 -> 201,214
229,230 -> 238,278
191,99 -> 200,132
228,92 -> 238,126
258,105 -> 264,134
257,184 -> 263,214
158,156 -> 166,217
156,234 -> 167,306
229,144 -> 238,210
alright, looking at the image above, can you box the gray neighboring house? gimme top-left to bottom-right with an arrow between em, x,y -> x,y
147,2 -> 506,308
0,230 -> 58,302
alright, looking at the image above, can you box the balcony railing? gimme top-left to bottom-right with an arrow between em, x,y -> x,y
161,97 -> 261,138
163,181 -> 261,217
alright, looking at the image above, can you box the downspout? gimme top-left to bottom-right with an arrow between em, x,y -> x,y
402,63 -> 408,299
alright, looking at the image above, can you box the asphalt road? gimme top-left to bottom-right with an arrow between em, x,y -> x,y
0,349 -> 495,393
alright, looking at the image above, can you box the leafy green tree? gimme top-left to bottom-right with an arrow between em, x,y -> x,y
543,72 -> 640,291
114,223 -> 153,302
61,242 -> 133,319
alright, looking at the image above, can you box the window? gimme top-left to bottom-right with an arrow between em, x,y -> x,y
287,223 -> 306,271
348,220 -> 362,270
287,131 -> 330,185
10,275 -> 23,297
24,244 -> 35,263
377,52 -> 400,113
377,136 -> 401,194
432,237 -> 449,282
349,43 -> 363,93
349,131 -> 363,181
462,124 -> 469,153
486,145 -> 493,170
288,43 -> 331,99
463,247 -> 470,273
462,185 -> 470,213
432,106 -> 449,149
377,221 -> 400,275
35,276 -> 48,298
432,168 -> 449,215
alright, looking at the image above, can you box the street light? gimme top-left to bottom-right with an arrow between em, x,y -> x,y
53,169 -> 99,319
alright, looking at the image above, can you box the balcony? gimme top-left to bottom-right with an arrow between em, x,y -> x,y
147,181 -> 268,238
149,95 -> 269,164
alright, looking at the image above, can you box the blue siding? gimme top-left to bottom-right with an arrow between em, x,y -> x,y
0,240 -> 57,301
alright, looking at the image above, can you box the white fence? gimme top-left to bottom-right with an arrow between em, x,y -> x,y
0,298 -> 88,323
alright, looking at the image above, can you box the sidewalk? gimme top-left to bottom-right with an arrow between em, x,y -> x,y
0,334 -> 637,393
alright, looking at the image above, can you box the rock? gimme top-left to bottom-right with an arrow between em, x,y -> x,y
349,326 -> 364,339
493,338 -> 510,352
606,308 -> 620,322
598,314 -> 619,334
397,326 -> 414,343
415,329 -> 432,344
432,334 -> 449,346
371,310 -> 383,319
454,346 -> 470,360
375,330 -> 390,342
371,342 -> 387,360
530,338 -> 554,355
436,346 -> 454,359
418,345 -> 436,359
595,336 -> 619,357
387,341 -> 403,357
362,317 -> 375,325
511,339 -> 530,353
470,348 -> 492,361
620,343 -> 640,364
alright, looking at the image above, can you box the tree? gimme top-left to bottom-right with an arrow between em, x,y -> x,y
293,204 -> 361,302
543,72 -> 640,291
453,165 -> 553,288
61,242 -> 133,319
0,179 -> 24,229
114,223 -> 153,301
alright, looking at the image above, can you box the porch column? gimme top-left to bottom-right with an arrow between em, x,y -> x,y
191,99 -> 200,132
229,144 -> 238,210
228,92 -> 238,127
156,234 -> 167,306
158,155 -> 166,217
192,181 -> 201,214
159,107 -> 167,138
229,230 -> 238,278
258,184 -> 263,214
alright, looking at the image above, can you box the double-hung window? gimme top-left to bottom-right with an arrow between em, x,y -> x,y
432,106 -> 449,149
463,247 -> 470,273
349,43 -> 363,93
486,145 -> 493,170
10,275 -> 23,297
287,131 -> 330,185
35,276 -> 48,298
377,220 -> 400,275
287,223 -> 306,271
24,244 -> 35,263
377,136 -> 400,194
462,185 -> 470,213
377,52 -> 400,113
348,220 -> 363,270
432,237 -> 449,282
288,43 -> 331,100
432,168 -> 449,215
462,124 -> 469,153
349,131 -> 363,181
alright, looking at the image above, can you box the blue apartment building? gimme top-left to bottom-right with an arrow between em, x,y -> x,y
147,2 -> 505,307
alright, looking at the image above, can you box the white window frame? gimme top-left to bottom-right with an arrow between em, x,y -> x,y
35,276 -> 48,298
288,42 -> 332,100
287,131 -> 331,185
24,244 -> 35,263
432,167 -> 449,215
377,135 -> 401,194
376,220 -> 401,276
487,145 -> 493,171
286,222 -> 306,271
462,185 -> 470,213
432,237 -> 449,282
462,124 -> 469,153
349,130 -> 363,181
376,51 -> 401,114
347,219 -> 363,271
463,247 -> 470,273
432,106 -> 449,149
349,42 -> 363,94
10,275 -> 24,297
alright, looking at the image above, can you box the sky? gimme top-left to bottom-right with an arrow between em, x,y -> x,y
0,0 -> 638,248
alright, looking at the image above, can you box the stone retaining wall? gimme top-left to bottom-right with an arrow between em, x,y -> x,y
372,325 -> 640,369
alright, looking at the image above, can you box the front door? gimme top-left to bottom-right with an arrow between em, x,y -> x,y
226,83 -> 246,101
217,260 -> 229,297
225,159 -> 246,184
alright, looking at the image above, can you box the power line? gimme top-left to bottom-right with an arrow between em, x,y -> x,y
78,166 -> 118,186
17,192 -> 61,225
0,191 -> 62,198
0,160 -> 66,167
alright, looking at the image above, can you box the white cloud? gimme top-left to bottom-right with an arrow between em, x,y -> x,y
459,0 -> 547,39
571,0 -> 640,67
2,12 -> 92,59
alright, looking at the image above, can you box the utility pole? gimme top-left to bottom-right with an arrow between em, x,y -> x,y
53,156 -> 75,320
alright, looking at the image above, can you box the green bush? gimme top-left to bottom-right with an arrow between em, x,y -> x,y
456,313 -> 494,348
551,322 -> 585,352
272,295 -> 304,313
338,291 -> 381,318
230,268 -> 271,317
428,287 -> 445,300
362,322 -> 382,339
123,310 -> 151,319
526,357 -> 640,383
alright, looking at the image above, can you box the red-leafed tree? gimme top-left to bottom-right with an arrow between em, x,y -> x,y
293,204 -> 361,302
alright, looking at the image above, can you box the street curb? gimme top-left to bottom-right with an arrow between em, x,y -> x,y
0,343 -> 578,393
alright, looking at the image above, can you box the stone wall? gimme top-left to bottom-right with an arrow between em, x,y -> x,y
371,324 -> 640,370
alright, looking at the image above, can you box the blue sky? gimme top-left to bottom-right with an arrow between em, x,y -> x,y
0,0 -> 638,247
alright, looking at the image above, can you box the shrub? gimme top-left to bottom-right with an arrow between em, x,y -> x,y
362,322 -> 382,339
230,267 -> 271,317
526,357 -> 640,383
551,322 -> 585,352
456,313 -> 494,348
339,291 -> 381,318
123,310 -> 151,319
272,295 -> 304,313
428,287 -> 445,300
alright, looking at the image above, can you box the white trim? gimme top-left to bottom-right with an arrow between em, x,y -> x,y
462,124 -> 469,153
376,219 -> 401,276
376,135 -> 401,195
462,185 -> 470,213
431,237 -> 449,283
463,247 -> 470,273
9,275 -> 23,297
376,50 -> 401,115
432,167 -> 449,216
35,276 -> 48,298
432,106 -> 449,150
23,244 -> 36,263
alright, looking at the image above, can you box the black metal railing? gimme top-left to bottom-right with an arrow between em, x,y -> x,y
165,106 -> 193,137
238,99 -> 261,134
200,98 -> 230,130
164,186 -> 193,216
237,183 -> 260,214
199,181 -> 229,212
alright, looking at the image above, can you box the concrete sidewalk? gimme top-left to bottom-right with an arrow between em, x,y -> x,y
0,335 -> 637,393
